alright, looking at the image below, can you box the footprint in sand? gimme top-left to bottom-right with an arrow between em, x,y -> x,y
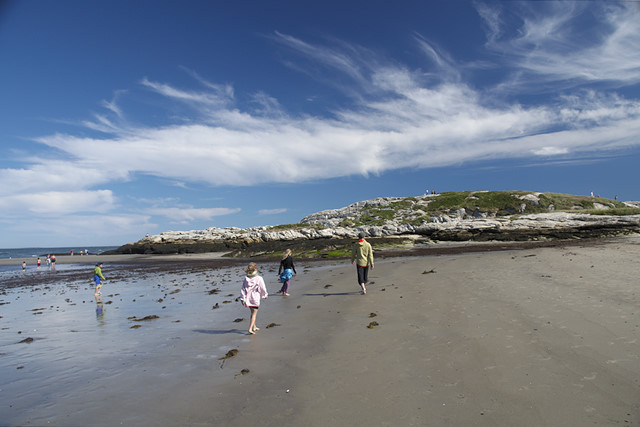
367,321 -> 379,329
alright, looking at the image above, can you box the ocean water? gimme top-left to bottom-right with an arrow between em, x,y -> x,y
0,246 -> 118,260
0,261 -> 254,425
0,246 -> 118,282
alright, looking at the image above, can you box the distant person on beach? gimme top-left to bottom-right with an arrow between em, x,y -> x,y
37,258 -> 41,269
50,254 -> 56,270
240,262 -> 268,335
93,262 -> 107,296
278,248 -> 297,296
351,232 -> 374,295
46,255 -> 51,267
22,261 -> 26,272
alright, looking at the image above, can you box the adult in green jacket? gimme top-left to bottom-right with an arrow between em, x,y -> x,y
351,232 -> 374,294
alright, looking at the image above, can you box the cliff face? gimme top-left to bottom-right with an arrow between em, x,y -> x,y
111,192 -> 640,255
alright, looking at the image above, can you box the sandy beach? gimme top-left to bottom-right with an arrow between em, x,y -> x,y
1,236 -> 638,426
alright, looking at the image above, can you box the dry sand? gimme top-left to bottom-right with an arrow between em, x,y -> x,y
1,236 -> 638,426
199,236 -> 640,426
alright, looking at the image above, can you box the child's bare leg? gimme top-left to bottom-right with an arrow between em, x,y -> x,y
248,307 -> 258,334
94,284 -> 102,296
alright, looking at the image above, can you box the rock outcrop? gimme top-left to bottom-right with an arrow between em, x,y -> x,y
110,192 -> 640,255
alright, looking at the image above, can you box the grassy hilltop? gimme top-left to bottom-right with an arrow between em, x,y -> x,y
269,190 -> 640,232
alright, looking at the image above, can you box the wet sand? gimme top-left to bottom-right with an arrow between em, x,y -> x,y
1,236 -> 638,426
0,252 -> 230,266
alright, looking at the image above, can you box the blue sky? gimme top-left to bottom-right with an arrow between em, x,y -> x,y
1,1 -> 639,248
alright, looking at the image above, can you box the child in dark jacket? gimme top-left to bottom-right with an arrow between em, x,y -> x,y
278,249 -> 297,296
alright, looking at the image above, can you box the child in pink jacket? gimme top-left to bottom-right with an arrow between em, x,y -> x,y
240,262 -> 268,335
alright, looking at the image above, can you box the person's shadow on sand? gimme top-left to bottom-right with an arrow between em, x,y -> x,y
193,329 -> 246,335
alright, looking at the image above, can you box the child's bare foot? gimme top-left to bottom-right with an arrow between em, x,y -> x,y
253,327 -> 260,331
248,330 -> 255,335
284,293 -> 290,296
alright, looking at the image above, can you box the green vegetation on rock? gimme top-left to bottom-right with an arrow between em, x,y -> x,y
330,190 -> 638,228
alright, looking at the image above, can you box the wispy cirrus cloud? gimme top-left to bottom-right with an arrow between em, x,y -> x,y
141,76 -> 234,107
146,207 -> 241,223
1,1 -> 640,240
480,2 -> 640,90
259,208 -> 287,215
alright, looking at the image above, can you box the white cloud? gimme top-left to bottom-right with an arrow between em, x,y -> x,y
532,146 -> 569,156
22,71 -> 640,189
475,1 -> 503,43
2,2 -> 640,234
4,213 -> 155,246
141,77 -> 234,108
0,190 -> 115,215
259,208 -> 288,215
272,31 -> 367,84
146,207 -> 241,222
479,2 -> 640,90
101,89 -> 127,119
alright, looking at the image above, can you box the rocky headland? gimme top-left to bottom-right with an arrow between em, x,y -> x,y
109,191 -> 640,257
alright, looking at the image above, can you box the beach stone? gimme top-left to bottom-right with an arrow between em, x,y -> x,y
218,349 -> 238,360
132,315 -> 159,321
